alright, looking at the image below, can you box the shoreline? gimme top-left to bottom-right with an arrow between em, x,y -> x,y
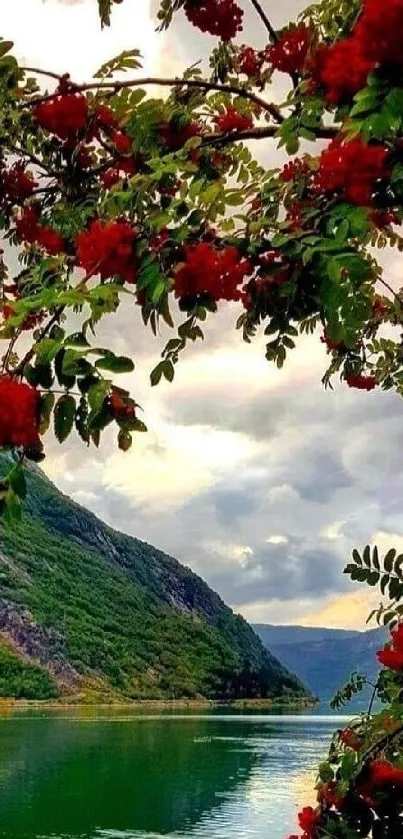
0,696 -> 317,711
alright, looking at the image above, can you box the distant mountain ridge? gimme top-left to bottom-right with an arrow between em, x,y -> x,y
0,458 -> 308,702
253,623 -> 388,701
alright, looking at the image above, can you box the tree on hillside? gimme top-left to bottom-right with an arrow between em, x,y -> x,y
1,0 -> 403,835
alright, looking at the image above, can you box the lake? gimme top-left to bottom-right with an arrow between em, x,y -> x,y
0,708 -> 356,839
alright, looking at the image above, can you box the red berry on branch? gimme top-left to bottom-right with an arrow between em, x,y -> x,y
214,107 -> 253,133
34,93 -> 88,142
184,0 -> 243,42
15,206 -> 41,244
76,219 -> 138,283
94,104 -> 118,130
297,805 -> 321,836
37,226 -> 65,255
1,165 -> 37,202
109,390 -> 136,420
344,373 -> 377,391
311,37 -> 374,104
340,727 -> 360,751
316,137 -> 390,207
279,158 -> 309,183
377,623 -> 403,671
174,242 -> 252,302
238,46 -> 263,78
0,376 -> 40,448
111,130 -> 133,155
159,120 -> 201,151
266,25 -> 312,76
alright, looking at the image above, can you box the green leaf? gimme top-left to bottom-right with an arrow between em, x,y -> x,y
35,339 -> 61,366
95,355 -> 135,374
162,359 -> 174,382
340,751 -> 357,781
118,429 -> 132,452
150,362 -> 164,387
66,332 -> 90,348
55,349 -> 76,389
373,546 -> 380,571
318,762 -> 334,783
8,465 -> 26,500
3,491 -> 21,526
39,393 -> 56,435
363,545 -> 371,568
384,549 -> 397,573
0,41 -> 14,58
54,395 -> 76,444
88,381 -> 110,414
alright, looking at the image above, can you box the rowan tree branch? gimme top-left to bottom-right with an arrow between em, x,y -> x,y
248,0 -> 278,42
22,71 -> 284,124
201,123 -> 339,147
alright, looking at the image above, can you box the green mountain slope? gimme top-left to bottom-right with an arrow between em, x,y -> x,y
0,460 -> 308,702
253,624 -> 387,701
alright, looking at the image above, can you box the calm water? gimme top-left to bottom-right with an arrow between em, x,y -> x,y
0,708 -> 356,839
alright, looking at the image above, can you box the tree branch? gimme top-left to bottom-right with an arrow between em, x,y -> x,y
248,0 -> 278,42
201,123 -> 339,148
23,73 -> 284,124
22,67 -> 63,82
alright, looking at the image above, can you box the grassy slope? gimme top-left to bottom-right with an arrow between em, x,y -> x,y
0,461 -> 307,701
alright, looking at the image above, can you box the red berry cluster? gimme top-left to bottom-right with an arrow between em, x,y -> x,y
184,0 -> 243,42
174,242 -> 252,301
312,39 -> 374,104
279,158 -> 310,183
159,119 -> 201,151
359,758 -> 403,802
15,206 -> 65,255
76,219 -> 138,283
320,329 -> 346,353
316,137 -> 390,206
377,623 -> 403,671
340,727 -> 361,751
345,372 -> 377,391
214,107 -> 253,133
0,377 -> 40,448
298,805 -> 320,837
0,164 -> 37,203
238,46 -> 263,78
266,25 -> 312,76
109,390 -> 136,421
313,0 -> 403,102
100,157 -> 136,190
34,93 -> 88,142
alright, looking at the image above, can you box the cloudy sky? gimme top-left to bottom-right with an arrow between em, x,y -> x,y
1,0 -> 401,631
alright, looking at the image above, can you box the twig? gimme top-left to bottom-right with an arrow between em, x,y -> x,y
353,723 -> 403,785
201,123 -> 338,148
22,67 -> 63,82
248,0 -> 278,42
8,144 -> 57,179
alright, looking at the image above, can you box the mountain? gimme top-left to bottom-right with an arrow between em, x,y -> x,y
0,459 -> 308,702
253,624 -> 388,701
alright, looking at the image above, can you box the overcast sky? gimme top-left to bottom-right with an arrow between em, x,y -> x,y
1,0 -> 401,630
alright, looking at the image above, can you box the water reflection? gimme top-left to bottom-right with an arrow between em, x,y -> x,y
0,712 -> 352,839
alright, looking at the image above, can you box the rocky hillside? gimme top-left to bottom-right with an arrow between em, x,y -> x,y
254,624 -> 387,702
0,459 -> 307,702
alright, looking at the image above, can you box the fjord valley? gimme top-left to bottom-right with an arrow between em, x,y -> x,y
0,460 -> 307,703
